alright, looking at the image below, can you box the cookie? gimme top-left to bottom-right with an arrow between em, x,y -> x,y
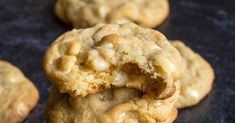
45,82 -> 180,123
55,0 -> 169,28
170,41 -> 215,108
43,23 -> 181,99
163,108 -> 178,123
0,60 -> 39,123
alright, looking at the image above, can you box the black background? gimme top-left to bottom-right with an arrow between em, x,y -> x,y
0,0 -> 235,123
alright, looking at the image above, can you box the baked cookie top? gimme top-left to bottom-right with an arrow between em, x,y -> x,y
44,23 -> 181,99
0,60 -> 39,123
55,0 -> 169,28
171,41 -> 215,108
45,82 -> 179,123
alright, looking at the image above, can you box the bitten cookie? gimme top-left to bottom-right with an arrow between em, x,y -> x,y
55,0 -> 169,28
45,82 -> 180,123
0,60 -> 39,123
171,41 -> 215,108
43,23 -> 181,99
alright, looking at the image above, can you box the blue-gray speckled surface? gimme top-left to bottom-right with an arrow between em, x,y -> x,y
0,0 -> 234,123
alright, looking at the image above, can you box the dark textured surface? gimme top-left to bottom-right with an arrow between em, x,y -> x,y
0,0 -> 234,123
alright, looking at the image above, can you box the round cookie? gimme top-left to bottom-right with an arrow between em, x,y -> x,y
170,41 -> 215,108
45,82 -> 180,123
0,60 -> 39,123
43,23 -> 181,99
55,0 -> 169,28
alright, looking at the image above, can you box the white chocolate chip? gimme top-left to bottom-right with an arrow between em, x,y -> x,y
98,5 -> 109,18
102,43 -> 113,48
8,77 -> 19,84
92,59 -> 109,71
114,72 -> 127,84
16,103 -> 27,116
155,102 -> 162,106
119,112 -> 126,119
187,88 -> 199,100
97,47 -> 115,60
86,50 -> 110,71
67,40 -> 81,55
118,112 -> 138,123
58,55 -> 77,72
114,18 -> 130,24
166,61 -> 176,74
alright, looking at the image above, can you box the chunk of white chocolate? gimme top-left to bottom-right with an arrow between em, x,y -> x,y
92,59 -> 109,71
187,88 -> 199,100
97,5 -> 109,18
58,55 -> 77,72
16,103 -> 27,116
97,47 -> 115,60
86,50 -> 110,71
66,40 -> 81,55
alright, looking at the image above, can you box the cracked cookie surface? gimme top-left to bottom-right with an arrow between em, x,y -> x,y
45,82 -> 179,123
44,23 -> 181,99
171,41 -> 215,108
0,60 -> 39,123
55,0 -> 169,28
